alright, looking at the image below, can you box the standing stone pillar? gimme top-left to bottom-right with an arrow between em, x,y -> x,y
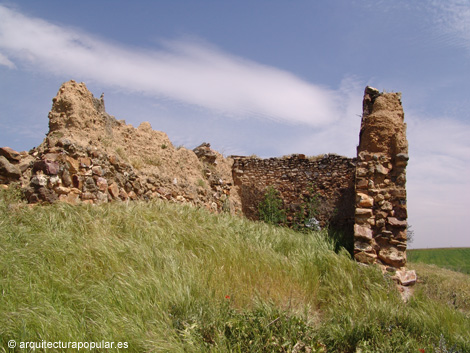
354,87 -> 409,269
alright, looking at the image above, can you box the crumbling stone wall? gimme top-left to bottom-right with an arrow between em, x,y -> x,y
353,87 -> 409,270
0,82 -> 411,274
0,81 -> 241,213
230,87 -> 411,273
232,154 -> 356,230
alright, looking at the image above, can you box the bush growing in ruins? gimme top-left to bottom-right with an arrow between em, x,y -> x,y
258,186 -> 286,225
258,185 -> 324,233
292,187 -> 321,233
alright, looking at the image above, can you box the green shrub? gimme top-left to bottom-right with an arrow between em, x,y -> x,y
258,186 -> 286,225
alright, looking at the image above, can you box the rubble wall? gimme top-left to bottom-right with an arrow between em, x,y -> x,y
232,154 -> 356,231
0,81 -> 241,214
353,87 -> 409,269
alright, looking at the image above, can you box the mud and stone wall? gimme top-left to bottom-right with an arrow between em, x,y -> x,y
232,154 -> 356,231
0,81 -> 241,214
353,87 -> 409,270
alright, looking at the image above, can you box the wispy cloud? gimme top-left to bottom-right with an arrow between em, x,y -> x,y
430,0 -> 470,52
0,51 -> 14,68
0,4 -> 341,126
279,75 -> 364,157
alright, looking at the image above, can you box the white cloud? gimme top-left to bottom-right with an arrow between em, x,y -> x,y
407,114 -> 470,248
0,52 -> 15,68
0,4 -> 341,126
279,76 -> 364,157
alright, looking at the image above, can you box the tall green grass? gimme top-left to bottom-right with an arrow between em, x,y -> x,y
0,190 -> 469,352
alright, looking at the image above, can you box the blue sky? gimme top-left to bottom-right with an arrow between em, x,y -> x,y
0,1 -> 469,248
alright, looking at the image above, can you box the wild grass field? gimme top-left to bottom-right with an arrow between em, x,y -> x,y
0,189 -> 469,352
408,248 -> 470,274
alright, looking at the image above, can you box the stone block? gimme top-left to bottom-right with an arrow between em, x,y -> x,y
394,269 -> 416,286
92,166 -> 103,176
0,156 -> 21,178
31,175 -> 48,188
43,152 -> 60,162
81,192 -> 95,200
108,182 -> 119,199
354,224 -> 373,240
0,147 -> 21,162
375,164 -> 389,175
37,186 -> 58,203
55,186 -> 70,195
354,251 -> 377,264
355,208 -> 373,217
354,241 -> 373,252
78,157 -> 92,168
356,192 -> 374,207
119,188 -> 129,201
65,156 -> 79,174
96,177 -> 108,192
388,217 -> 407,227
378,246 -> 406,267
395,153 -> 409,167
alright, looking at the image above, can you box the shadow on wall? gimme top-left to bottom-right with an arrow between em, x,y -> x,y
231,154 -> 357,255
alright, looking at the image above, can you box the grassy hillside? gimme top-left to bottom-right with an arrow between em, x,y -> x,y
408,248 -> 470,274
1,190 -> 469,352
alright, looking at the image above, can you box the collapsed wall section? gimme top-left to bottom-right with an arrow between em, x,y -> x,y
232,154 -> 356,231
0,80 -> 241,214
354,87 -> 409,269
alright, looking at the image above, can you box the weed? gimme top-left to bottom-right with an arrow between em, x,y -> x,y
196,179 -> 206,188
142,155 -> 162,167
258,186 -> 286,225
434,334 -> 463,353
48,130 -> 64,139
258,184 -> 322,233
222,195 -> 231,213
130,157 -> 143,170
115,147 -> 127,160
100,137 -> 113,147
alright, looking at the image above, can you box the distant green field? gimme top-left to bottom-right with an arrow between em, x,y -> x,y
408,248 -> 470,274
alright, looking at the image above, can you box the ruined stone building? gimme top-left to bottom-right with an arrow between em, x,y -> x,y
0,81 -> 411,281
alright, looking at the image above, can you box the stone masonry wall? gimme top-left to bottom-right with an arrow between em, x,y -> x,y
232,154 -> 356,231
353,87 -> 409,270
